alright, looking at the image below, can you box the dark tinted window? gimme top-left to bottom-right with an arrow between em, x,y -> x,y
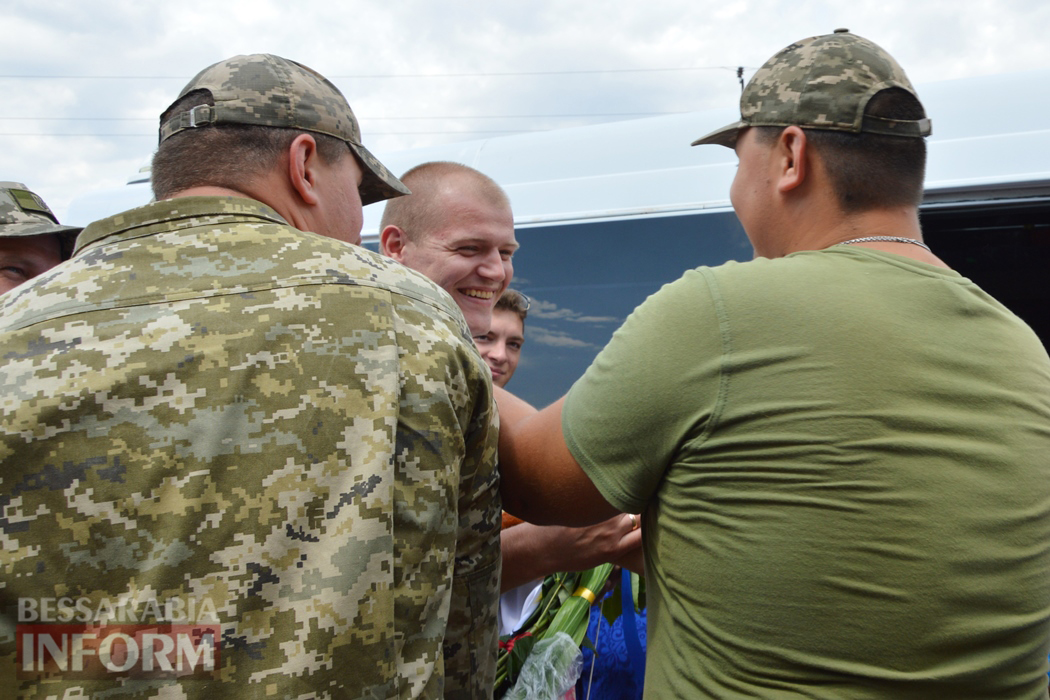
509,210 -> 751,407
921,199 -> 1050,350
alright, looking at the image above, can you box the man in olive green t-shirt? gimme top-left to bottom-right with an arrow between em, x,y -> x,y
495,31 -> 1050,699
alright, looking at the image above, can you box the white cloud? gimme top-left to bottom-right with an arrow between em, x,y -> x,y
527,298 -> 619,324
527,327 -> 597,349
3,0 -> 1048,223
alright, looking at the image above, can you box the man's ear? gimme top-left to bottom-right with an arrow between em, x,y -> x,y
776,126 -> 808,193
287,133 -> 322,206
380,225 -> 408,260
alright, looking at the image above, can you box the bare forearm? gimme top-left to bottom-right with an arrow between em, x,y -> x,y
499,515 -> 643,592
500,524 -> 551,592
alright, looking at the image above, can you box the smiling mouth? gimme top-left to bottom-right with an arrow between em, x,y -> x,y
462,289 -> 496,300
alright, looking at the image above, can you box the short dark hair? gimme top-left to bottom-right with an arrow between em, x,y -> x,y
494,288 -> 529,324
151,90 -> 349,200
755,88 -> 927,213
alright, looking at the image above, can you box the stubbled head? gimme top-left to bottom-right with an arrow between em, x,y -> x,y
380,162 -> 517,336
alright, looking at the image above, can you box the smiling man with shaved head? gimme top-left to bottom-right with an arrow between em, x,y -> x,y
380,161 -> 518,336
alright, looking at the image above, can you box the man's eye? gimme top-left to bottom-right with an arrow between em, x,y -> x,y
508,342 -> 522,350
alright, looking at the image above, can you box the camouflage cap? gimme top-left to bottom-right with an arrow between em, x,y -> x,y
158,53 -> 410,206
0,182 -> 80,259
693,29 -> 931,148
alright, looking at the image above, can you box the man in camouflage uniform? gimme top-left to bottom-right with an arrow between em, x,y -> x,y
0,182 -> 79,294
495,32 -> 1050,697
0,54 -> 501,699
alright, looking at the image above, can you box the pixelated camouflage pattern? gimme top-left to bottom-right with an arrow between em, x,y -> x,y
692,30 -> 931,147
158,54 -> 410,206
0,182 -> 80,255
0,196 -> 500,698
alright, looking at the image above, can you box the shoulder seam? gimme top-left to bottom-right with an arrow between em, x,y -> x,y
694,267 -> 732,447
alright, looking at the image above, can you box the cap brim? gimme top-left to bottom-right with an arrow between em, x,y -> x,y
350,142 -> 412,207
691,120 -> 745,148
1,221 -> 81,239
0,222 -> 80,260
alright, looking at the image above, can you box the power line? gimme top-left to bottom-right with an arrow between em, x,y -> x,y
0,117 -> 153,121
0,133 -> 156,137
0,111 -> 689,122
0,66 -> 750,80
0,130 -> 548,137
344,67 -> 747,78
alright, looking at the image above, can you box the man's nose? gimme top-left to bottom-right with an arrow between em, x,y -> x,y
477,249 -> 506,280
489,341 -> 508,362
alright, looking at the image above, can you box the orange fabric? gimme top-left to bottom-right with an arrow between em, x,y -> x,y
501,512 -> 524,529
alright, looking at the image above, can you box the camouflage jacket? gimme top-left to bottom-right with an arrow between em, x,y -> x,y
0,196 -> 501,699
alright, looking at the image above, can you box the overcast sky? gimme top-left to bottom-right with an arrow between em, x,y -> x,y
3,0 -> 1048,224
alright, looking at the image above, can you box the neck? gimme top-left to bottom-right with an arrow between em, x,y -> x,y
757,205 -> 923,257
167,171 -> 309,234
824,206 -> 923,247
168,185 -> 253,200
813,207 -> 948,268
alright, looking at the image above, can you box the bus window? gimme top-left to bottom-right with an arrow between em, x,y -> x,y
922,200 -> 1050,349
511,209 -> 750,407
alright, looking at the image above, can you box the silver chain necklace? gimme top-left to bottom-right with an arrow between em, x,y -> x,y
835,236 -> 932,253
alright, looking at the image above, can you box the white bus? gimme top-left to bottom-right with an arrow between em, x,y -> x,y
69,69 -> 1050,407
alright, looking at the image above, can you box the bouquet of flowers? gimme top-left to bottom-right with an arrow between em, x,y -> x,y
495,563 -> 615,699
495,513 -> 647,699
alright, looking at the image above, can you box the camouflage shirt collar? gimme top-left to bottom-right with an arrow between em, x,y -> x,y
75,196 -> 288,255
